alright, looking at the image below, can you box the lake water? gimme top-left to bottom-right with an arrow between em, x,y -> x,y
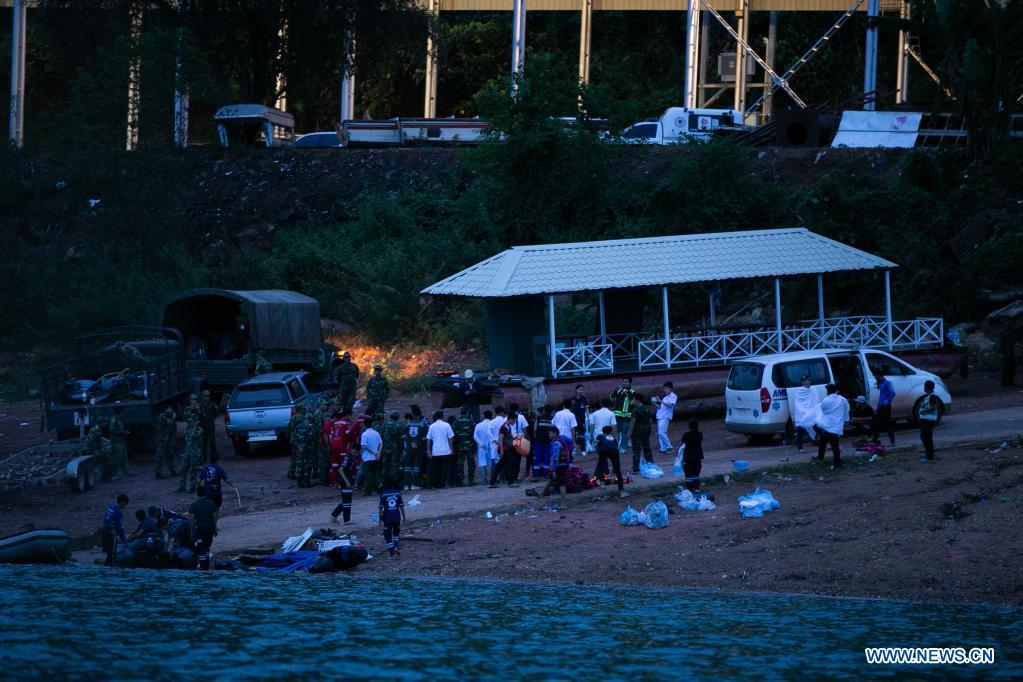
0,564 -> 1020,680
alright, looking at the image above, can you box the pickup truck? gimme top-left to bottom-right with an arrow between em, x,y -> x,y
620,106 -> 747,145
224,372 -> 324,455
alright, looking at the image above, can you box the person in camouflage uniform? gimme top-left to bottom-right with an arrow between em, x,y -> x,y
401,405 -> 429,490
254,351 -> 273,375
312,400 -> 331,484
293,414 -> 319,488
116,341 -> 146,371
108,407 -> 129,477
197,390 -> 220,464
82,416 -> 111,480
333,352 -> 360,414
380,411 -> 404,485
287,404 -> 307,480
154,404 -> 178,479
176,414 -> 204,493
365,365 -> 390,416
453,406 -> 475,486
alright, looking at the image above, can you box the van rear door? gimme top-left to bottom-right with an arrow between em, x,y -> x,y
726,362 -> 767,430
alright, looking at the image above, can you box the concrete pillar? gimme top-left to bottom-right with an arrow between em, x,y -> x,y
578,0 -> 592,85
424,0 -> 439,117
8,0 -> 26,148
662,286 -> 672,369
733,0 -> 749,115
341,36 -> 356,121
762,11 -> 777,121
548,295 -> 558,377
511,0 -> 526,87
895,0 -> 910,105
774,278 -> 783,353
884,270 -> 894,349
683,0 -> 700,109
126,2 -> 143,151
864,0 -> 879,110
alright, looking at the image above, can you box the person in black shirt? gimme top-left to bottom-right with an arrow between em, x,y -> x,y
568,385 -> 589,452
189,487 -> 219,570
458,369 -> 482,424
595,425 -> 628,498
378,478 -> 406,558
681,419 -> 704,492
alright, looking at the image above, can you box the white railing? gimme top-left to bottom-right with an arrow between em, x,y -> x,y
635,316 -> 944,370
553,343 -> 614,377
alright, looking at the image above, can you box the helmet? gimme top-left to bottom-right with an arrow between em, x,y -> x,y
464,369 -> 474,379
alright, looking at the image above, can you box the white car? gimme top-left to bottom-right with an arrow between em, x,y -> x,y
724,348 -> 952,438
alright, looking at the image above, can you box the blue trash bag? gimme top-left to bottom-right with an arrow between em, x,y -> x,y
672,444 -> 684,476
620,505 -> 644,526
643,500 -> 669,529
639,458 -> 664,479
738,486 -> 781,518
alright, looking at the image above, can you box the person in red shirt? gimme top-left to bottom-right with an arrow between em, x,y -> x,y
325,407 -> 353,488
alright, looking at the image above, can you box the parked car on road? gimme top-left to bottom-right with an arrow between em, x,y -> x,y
725,348 -> 952,439
225,372 -> 324,455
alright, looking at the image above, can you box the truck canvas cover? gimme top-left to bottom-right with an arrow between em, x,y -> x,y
161,289 -> 321,352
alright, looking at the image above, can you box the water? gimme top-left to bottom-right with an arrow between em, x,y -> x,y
1,564 -> 1020,681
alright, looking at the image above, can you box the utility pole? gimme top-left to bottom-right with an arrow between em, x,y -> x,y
863,0 -> 879,110
510,0 -> 526,93
9,0 -> 27,148
423,0 -> 439,117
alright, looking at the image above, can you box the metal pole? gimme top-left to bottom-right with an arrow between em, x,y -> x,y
548,295 -> 558,378
697,12 -> 709,107
816,274 -> 825,328
895,0 -> 909,104
863,0 -> 879,110
708,289 -> 717,328
662,286 -> 672,369
340,35 -> 356,121
774,278 -> 783,352
578,0 -> 592,85
511,0 -> 526,89
733,0 -> 749,116
763,11 -> 777,122
9,0 -> 26,148
424,0 -> 439,117
683,0 -> 700,109
884,270 -> 894,349
598,290 -> 606,345
172,0 -> 189,148
126,2 -> 143,151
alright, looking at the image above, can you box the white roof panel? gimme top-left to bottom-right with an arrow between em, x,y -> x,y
422,228 -> 896,298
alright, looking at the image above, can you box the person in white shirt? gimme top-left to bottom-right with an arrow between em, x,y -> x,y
508,403 -> 528,436
552,400 -> 578,442
489,406 -> 508,470
472,410 -> 494,485
653,382 -> 678,454
426,411 -> 455,488
790,375 -> 821,454
590,399 -> 618,477
360,417 -> 383,495
814,384 -> 849,468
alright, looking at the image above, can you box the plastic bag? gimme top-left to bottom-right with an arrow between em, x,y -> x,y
639,458 -> 664,479
738,486 -> 781,518
619,505 -> 645,527
643,501 -> 669,529
672,444 -> 684,476
407,494 -> 422,508
675,487 -> 717,512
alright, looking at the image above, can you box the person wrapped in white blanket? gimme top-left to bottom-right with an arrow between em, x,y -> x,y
814,383 -> 849,468
791,375 -> 821,454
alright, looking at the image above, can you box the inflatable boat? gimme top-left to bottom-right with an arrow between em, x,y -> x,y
0,529 -> 72,564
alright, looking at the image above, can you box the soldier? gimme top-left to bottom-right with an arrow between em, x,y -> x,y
401,405 -> 429,491
197,389 -> 220,464
254,351 -> 273,376
287,404 -> 307,480
108,407 -> 130,478
293,413 -> 319,488
82,416 -> 111,481
365,365 -> 390,416
115,341 -> 146,371
453,406 -> 475,486
154,404 -> 178,479
333,351 -> 360,414
380,411 -> 404,486
312,400 -> 331,484
176,414 -> 203,493
184,393 -> 200,421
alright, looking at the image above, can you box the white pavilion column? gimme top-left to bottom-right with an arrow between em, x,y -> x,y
816,274 -> 825,330
708,289 -> 717,328
682,0 -> 701,109
548,295 -> 558,377
9,0 -> 27,148
662,286 -> 672,369
884,270 -> 894,349
598,290 -> 607,345
774,278 -> 783,352
863,0 -> 879,110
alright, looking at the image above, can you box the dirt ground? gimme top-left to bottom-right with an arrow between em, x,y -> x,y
365,442 -> 1023,606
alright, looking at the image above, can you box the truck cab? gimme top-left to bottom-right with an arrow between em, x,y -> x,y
621,107 -> 746,145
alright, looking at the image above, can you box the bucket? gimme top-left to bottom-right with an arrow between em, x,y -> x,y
732,459 -> 749,472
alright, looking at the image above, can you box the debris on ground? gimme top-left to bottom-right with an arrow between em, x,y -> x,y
675,488 -> 717,511
639,459 -> 664,479
738,487 -> 781,518
643,501 -> 669,529
407,494 -> 422,507
989,441 -> 1009,454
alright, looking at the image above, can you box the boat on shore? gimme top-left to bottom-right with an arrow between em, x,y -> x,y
0,529 -> 72,564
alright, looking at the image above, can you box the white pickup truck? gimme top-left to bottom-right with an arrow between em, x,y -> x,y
620,107 -> 746,144
224,371 -> 324,455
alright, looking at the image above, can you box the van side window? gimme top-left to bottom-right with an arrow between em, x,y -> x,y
285,379 -> 303,400
727,363 -> 765,390
772,359 -> 830,388
866,353 -> 914,376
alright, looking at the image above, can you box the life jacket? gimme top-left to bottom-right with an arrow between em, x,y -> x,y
328,418 -> 351,452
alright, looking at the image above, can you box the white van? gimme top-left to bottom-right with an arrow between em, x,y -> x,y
724,349 -> 952,438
